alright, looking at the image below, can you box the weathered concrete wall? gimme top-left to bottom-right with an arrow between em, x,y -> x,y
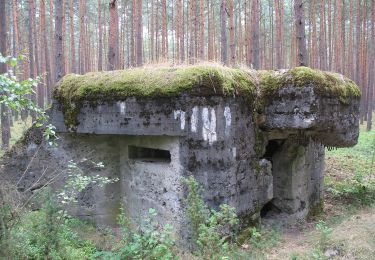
262,86 -> 360,147
0,81 -> 360,242
270,138 -> 324,218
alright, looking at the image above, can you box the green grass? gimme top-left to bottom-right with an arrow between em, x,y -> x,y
0,117 -> 32,157
325,123 -> 375,205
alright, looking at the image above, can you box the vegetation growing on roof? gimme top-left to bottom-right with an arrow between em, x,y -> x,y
53,65 -> 361,127
53,64 -> 257,127
259,66 -> 361,104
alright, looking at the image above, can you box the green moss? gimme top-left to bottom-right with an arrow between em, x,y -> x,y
259,66 -> 361,104
54,65 -> 257,127
54,65 -> 360,128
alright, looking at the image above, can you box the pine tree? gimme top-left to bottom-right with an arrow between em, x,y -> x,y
294,0 -> 308,66
108,0 -> 119,70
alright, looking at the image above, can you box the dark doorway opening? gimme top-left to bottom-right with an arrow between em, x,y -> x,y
260,139 -> 286,219
260,200 -> 281,218
128,146 -> 171,163
262,139 -> 283,162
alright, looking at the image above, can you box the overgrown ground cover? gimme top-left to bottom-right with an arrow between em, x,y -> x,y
264,123 -> 375,259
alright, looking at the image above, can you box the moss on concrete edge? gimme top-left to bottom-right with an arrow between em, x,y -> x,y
54,65 -> 257,126
259,66 -> 361,104
53,65 -> 361,128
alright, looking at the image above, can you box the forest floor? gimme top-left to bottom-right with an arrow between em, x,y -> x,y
261,124 -> 375,259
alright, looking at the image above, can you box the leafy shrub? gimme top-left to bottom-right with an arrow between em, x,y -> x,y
94,208 -> 176,260
184,176 -> 239,259
8,191 -> 96,259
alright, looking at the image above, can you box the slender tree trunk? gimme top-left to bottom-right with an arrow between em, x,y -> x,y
79,0 -> 86,74
294,0 -> 308,66
135,0 -> 143,66
108,0 -> 119,70
28,0 -> 36,122
367,0 -> 375,130
347,0 -> 354,78
0,0 -> 10,149
355,0 -> 361,84
251,0 -> 260,69
151,0 -> 155,62
228,0 -> 235,65
40,0 -> 51,106
311,0 -> 317,68
189,0 -> 195,63
319,0 -> 327,70
69,0 -> 75,73
55,0 -> 65,83
220,0 -> 228,65
49,0 -> 55,81
238,0 -> 243,64
199,0 -> 205,60
98,0 -> 103,70
180,0 -> 185,62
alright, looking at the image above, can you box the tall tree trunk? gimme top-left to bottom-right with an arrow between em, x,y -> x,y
49,0 -> 55,81
347,0 -> 354,78
355,0 -> 361,84
0,0 -> 10,150
311,0 -> 317,68
70,0 -> 76,73
151,0 -> 155,62
294,0 -> 308,66
108,0 -> 119,70
78,0 -> 86,74
319,0 -> 327,70
12,0 -> 20,58
251,0 -> 260,69
238,0 -> 243,64
41,0 -> 51,106
189,0 -> 195,63
161,0 -> 168,62
220,0 -> 228,65
136,0 -> 143,66
228,0 -> 235,65
367,0 -> 374,131
55,0 -> 65,83
199,0 -> 205,60
207,0 -> 213,61
97,0 -> 102,70
28,0 -> 36,122
30,0 -> 42,109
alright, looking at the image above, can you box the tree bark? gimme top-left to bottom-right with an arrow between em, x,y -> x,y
367,0 -> 375,131
69,0 -> 76,73
0,0 -> 10,150
319,0 -> 327,70
220,0 -> 228,65
199,0 -> 205,60
228,0 -> 235,65
108,0 -> 119,70
136,0 -> 143,66
250,0 -> 260,69
294,0 -> 308,66
41,0 -> 51,105
78,0 -> 86,74
97,0 -> 103,70
55,0 -> 65,83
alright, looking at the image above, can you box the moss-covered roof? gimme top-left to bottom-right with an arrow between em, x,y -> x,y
54,65 -> 257,102
259,66 -> 361,104
53,65 -> 360,127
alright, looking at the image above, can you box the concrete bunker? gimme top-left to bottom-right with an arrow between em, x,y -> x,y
0,65 -> 360,241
